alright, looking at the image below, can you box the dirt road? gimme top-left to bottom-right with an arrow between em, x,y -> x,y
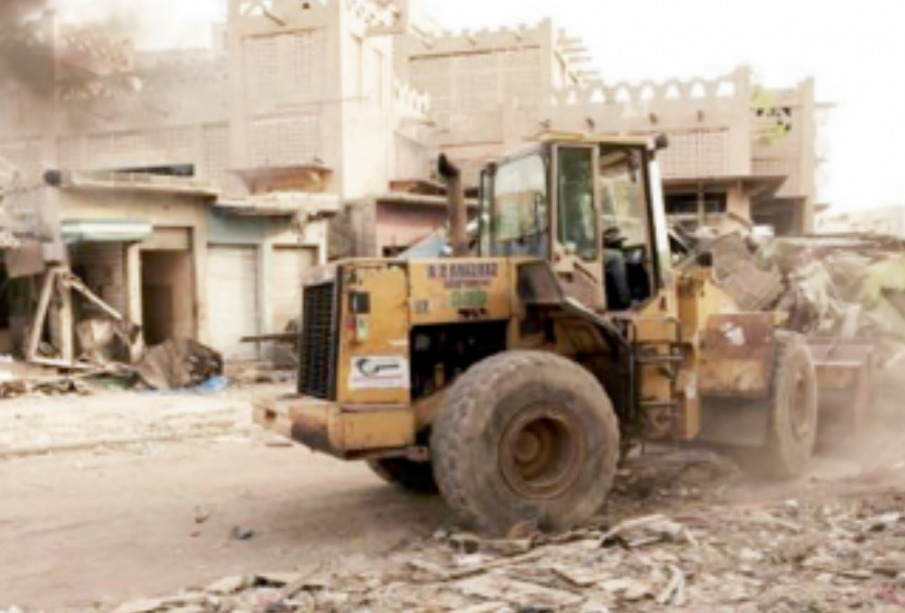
4,380 -> 905,612
1,432 -> 447,611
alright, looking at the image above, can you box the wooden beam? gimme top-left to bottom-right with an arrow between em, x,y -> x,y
26,268 -> 59,362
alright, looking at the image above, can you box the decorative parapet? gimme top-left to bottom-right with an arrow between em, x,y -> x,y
393,78 -> 430,117
410,19 -> 553,54
554,29 -> 598,83
345,0 -> 400,30
231,0 -> 331,29
547,68 -> 750,108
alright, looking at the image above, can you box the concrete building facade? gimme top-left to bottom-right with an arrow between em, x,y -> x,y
0,0 -> 823,362
394,22 -> 821,236
0,0 -> 435,361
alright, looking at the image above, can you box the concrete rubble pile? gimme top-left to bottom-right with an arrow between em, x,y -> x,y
694,231 -> 905,368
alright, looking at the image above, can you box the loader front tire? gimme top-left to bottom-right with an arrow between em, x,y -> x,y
367,457 -> 437,493
430,351 -> 619,535
733,334 -> 818,479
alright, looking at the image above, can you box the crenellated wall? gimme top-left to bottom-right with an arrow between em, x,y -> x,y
542,68 -> 754,180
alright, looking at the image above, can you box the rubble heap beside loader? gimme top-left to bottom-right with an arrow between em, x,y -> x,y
255,134 -> 873,534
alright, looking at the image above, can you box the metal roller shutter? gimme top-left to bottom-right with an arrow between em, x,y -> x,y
272,245 -> 317,333
207,245 -> 259,361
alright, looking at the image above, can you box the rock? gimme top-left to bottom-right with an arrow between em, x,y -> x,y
450,532 -> 481,554
872,554 -> 905,578
168,607 -> 205,613
738,548 -> 765,562
206,575 -> 249,595
482,538 -> 535,557
256,572 -> 303,587
456,604 -> 512,613
231,525 -> 255,540
316,592 -> 351,608
112,599 -> 165,613
507,520 -> 540,540
865,512 -> 901,532
161,593 -> 207,607
601,577 -> 652,600
623,582 -> 652,602
194,506 -> 210,524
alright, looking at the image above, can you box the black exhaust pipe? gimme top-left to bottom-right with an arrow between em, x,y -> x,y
438,153 -> 468,257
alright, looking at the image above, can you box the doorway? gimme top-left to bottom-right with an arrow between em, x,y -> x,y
140,250 -> 195,346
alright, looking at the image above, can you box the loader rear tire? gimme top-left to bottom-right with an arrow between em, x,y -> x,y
430,351 -> 619,535
733,334 -> 818,479
367,457 -> 437,493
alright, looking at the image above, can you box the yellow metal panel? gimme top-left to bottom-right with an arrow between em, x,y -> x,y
255,395 -> 415,456
337,263 -> 412,406
408,258 -> 514,325
333,408 -> 415,451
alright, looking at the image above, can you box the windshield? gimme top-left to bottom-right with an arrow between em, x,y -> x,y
491,154 -> 548,257
599,148 -> 648,246
557,147 -> 598,262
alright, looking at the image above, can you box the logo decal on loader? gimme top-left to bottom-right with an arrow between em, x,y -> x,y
349,356 -> 410,390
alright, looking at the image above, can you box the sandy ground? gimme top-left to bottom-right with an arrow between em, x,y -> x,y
3,379 -> 905,612
0,435 -> 449,612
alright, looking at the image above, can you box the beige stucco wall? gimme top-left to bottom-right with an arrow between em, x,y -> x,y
59,189 -> 211,343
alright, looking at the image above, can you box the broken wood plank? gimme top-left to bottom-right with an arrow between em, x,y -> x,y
408,558 -> 451,580
551,565 -> 612,588
66,272 -> 124,321
598,514 -> 668,546
656,565 -> 686,606
446,550 -> 545,581
27,268 -> 59,361
457,575 -> 583,608
455,603 -> 510,613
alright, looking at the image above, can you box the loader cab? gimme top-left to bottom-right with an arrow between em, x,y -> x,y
477,137 -> 670,311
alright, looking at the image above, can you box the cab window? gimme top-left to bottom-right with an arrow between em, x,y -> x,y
599,148 -> 648,247
556,147 -> 598,262
491,154 -> 548,257
599,147 -> 654,304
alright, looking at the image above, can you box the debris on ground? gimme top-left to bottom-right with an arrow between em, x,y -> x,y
135,339 -> 224,391
91,482 -> 905,613
0,267 -> 237,399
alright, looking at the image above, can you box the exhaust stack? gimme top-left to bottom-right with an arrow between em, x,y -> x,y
438,154 -> 468,257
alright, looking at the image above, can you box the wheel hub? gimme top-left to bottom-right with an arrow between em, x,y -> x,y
499,404 -> 584,500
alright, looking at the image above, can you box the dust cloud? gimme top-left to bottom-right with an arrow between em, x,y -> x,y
0,0 -> 223,96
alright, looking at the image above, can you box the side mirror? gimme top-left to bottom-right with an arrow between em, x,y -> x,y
654,133 -> 670,151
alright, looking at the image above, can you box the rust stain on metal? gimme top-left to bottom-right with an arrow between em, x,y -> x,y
699,313 -> 775,399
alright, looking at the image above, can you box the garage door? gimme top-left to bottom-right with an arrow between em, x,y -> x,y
207,245 -> 259,361
272,245 -> 317,332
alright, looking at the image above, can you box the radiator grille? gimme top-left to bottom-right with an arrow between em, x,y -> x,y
297,280 -> 338,400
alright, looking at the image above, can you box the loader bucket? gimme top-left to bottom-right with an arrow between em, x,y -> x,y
806,337 -> 875,436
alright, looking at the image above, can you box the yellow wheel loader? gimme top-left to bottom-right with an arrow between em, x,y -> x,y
255,134 -> 872,535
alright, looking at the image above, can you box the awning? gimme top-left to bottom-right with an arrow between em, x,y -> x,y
61,218 -> 152,244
